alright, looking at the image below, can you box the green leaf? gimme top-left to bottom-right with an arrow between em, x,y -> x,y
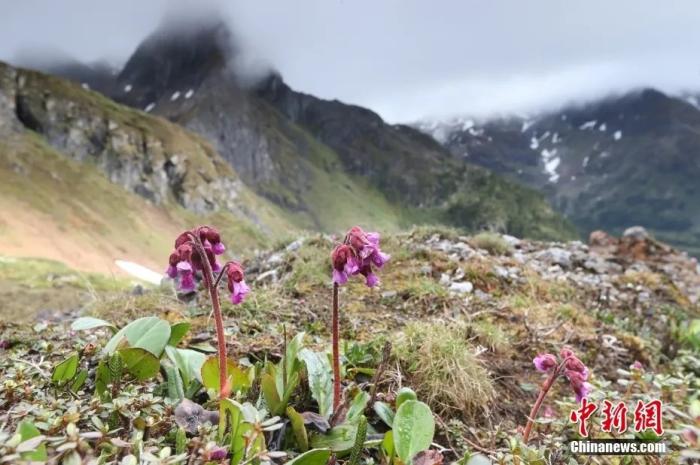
346,391 -> 370,424
103,316 -> 171,356
373,401 -> 395,427
310,424 -> 358,452
393,400 -> 435,464
201,356 -> 252,395
165,363 -> 185,401
71,317 -> 116,333
287,406 -> 309,452
262,373 -> 282,413
298,349 -> 333,419
381,430 -> 394,460
284,448 -> 332,465
95,360 -> 111,398
52,353 -> 79,386
17,422 -> 47,461
348,415 -> 367,465
168,322 -> 191,346
395,387 -> 417,409
118,347 -> 161,381
165,346 -> 206,387
70,369 -> 88,392
285,332 -> 305,385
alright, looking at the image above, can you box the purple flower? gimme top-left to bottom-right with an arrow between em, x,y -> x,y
331,244 -> 359,285
227,262 -> 249,305
333,226 -> 389,287
533,353 -> 558,372
630,361 -> 643,371
177,262 -> 196,293
566,370 -> 592,402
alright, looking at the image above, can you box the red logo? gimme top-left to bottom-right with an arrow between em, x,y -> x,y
570,399 -> 664,437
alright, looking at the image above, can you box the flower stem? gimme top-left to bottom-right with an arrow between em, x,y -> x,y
189,231 -> 228,399
522,357 -> 573,443
332,282 -> 341,412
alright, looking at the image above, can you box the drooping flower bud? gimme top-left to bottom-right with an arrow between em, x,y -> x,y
566,370 -> 592,402
533,353 -> 558,372
331,244 -> 359,285
226,261 -> 249,305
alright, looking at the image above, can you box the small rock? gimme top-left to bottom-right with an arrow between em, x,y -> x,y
131,284 -> 145,296
286,239 -> 304,252
381,290 -> 397,299
474,289 -> 491,302
420,265 -> 433,275
439,273 -> 451,286
623,226 -> 650,241
536,247 -> 572,269
449,281 -> 473,294
174,399 -> 219,434
502,234 -> 521,247
267,252 -> 284,266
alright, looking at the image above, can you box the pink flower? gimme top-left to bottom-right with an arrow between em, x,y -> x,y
332,226 -> 389,287
566,370 -> 592,402
227,262 -> 249,305
331,244 -> 359,285
166,227 -> 234,294
533,353 -> 558,372
630,361 -> 643,371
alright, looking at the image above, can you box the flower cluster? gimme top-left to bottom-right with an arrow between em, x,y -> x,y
166,227 -> 226,292
534,347 -> 592,401
165,226 -> 248,305
331,226 -> 390,287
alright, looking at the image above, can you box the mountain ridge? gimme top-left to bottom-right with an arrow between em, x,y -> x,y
417,87 -> 700,255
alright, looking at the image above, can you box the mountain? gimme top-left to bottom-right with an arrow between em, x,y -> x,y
105,20 -> 574,239
417,89 -> 700,256
0,60 -> 292,273
2,20 -> 575,273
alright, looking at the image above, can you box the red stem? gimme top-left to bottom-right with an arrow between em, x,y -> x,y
522,356 -> 574,443
332,283 -> 341,412
189,231 -> 228,399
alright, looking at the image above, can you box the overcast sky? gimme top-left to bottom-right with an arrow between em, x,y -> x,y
2,0 -> 700,122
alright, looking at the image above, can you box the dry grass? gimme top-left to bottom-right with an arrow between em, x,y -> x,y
394,321 -> 495,420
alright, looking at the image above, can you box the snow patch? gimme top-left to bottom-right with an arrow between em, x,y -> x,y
170,91 -> 181,101
582,156 -> 590,168
530,137 -> 539,150
613,130 -> 622,141
124,84 -> 132,93
115,260 -> 163,285
461,119 -> 475,131
185,89 -> 195,99
521,120 -> 534,133
552,132 -> 560,144
579,120 -> 597,130
144,103 -> 155,112
686,96 -> 699,108
541,148 -> 560,183
599,123 -> 607,131
81,83 -> 90,90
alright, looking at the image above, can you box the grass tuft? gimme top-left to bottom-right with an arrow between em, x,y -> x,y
395,321 -> 495,419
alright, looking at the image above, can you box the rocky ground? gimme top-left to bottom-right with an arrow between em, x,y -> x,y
0,226 -> 698,464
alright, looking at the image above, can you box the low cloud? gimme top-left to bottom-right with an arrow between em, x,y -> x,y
2,0 -> 699,122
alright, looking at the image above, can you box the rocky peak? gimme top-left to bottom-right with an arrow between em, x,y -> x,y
116,19 -> 235,108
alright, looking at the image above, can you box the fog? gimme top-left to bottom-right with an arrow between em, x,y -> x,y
2,0 -> 700,122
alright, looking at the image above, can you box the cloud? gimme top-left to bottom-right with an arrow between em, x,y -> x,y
1,0 -> 700,122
